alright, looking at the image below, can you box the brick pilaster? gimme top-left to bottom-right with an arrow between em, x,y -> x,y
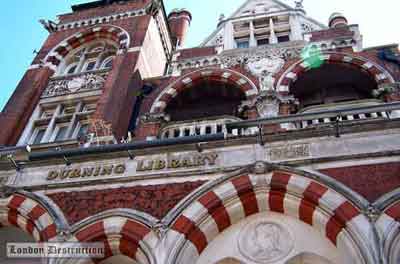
0,67 -> 53,146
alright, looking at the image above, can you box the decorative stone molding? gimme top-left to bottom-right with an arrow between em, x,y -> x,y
220,43 -> 304,69
246,57 -> 285,91
43,71 -> 108,98
141,113 -> 170,124
373,82 -> 400,99
152,221 -> 169,240
240,90 -> 297,118
55,8 -> 147,32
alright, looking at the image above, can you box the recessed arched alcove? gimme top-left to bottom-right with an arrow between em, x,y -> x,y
165,80 -> 247,122
290,63 -> 378,111
194,212 -> 344,264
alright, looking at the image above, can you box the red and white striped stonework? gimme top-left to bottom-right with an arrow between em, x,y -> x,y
45,25 -> 130,70
0,194 -> 58,242
170,172 -> 372,260
74,217 -> 154,264
150,68 -> 258,114
278,53 -> 394,93
376,201 -> 400,257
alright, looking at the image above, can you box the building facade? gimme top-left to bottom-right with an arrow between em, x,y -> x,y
0,0 -> 400,263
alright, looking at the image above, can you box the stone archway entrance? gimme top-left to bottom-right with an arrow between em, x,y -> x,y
197,212 -> 341,264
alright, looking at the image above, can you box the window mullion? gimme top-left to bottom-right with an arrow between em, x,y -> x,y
42,104 -> 62,143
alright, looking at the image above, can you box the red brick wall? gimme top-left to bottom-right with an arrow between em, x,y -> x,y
32,15 -> 152,65
0,67 -> 53,146
320,162 -> 400,202
93,51 -> 141,139
47,181 -> 205,224
58,1 -> 151,23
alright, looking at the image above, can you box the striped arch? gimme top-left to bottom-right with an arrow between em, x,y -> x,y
277,52 -> 395,93
150,68 -> 259,114
44,25 -> 130,70
71,216 -> 155,264
168,172 -> 375,264
0,193 -> 58,242
376,200 -> 400,264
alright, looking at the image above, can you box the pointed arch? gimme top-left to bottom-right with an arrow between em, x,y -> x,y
165,169 -> 376,264
376,189 -> 400,264
44,25 -> 130,71
67,215 -> 156,264
0,193 -> 59,242
150,68 -> 259,114
277,52 -> 395,93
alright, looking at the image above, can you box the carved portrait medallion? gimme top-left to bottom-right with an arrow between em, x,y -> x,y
238,220 -> 294,263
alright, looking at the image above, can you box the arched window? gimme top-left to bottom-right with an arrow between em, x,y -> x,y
60,40 -> 118,76
100,56 -> 115,69
165,80 -> 247,122
290,63 -> 378,112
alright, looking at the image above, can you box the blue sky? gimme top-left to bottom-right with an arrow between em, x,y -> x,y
0,0 -> 399,110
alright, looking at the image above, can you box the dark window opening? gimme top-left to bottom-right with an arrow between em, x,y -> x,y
277,35 -> 290,43
165,80 -> 246,122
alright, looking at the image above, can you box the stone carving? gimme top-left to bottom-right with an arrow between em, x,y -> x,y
240,90 -> 297,118
47,181 -> 206,224
247,57 -> 285,91
301,23 -> 315,33
221,45 -> 302,69
269,143 -> 311,161
238,220 -> 294,263
252,161 -> 272,174
153,221 -> 169,240
43,72 -> 107,97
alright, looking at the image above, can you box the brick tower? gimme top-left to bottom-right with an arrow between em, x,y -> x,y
0,0 -> 400,263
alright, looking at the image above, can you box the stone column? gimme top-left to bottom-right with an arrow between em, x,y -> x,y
249,21 -> 257,47
289,13 -> 303,40
269,18 -> 278,44
224,21 -> 235,50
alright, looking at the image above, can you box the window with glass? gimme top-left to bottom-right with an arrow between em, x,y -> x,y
27,99 -> 97,145
236,39 -> 250,48
60,41 -> 118,76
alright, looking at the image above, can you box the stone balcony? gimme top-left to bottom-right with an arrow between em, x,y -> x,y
296,100 -> 390,129
160,116 -> 244,139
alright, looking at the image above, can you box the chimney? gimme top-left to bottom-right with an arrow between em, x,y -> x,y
168,8 -> 192,48
329,12 -> 348,28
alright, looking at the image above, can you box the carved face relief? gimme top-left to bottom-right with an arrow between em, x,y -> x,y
238,220 -> 293,263
247,57 -> 285,77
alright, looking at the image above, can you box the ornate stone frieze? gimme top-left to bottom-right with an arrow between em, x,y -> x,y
141,113 -> 169,123
220,43 -> 304,69
56,8 -> 147,32
240,90 -> 298,118
238,220 -> 294,263
43,71 -> 108,98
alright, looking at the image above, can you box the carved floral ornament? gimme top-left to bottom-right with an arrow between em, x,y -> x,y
240,90 -> 298,118
43,72 -> 107,97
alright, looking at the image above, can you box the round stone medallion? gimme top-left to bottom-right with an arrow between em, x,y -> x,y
238,220 -> 294,263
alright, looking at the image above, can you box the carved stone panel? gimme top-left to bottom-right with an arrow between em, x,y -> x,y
42,71 -> 108,98
238,220 -> 294,263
